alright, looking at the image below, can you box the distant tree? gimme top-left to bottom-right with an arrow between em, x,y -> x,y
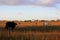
40,20 -> 45,22
51,20 -> 55,22
24,20 -> 31,22
56,19 -> 60,21
34,20 -> 39,22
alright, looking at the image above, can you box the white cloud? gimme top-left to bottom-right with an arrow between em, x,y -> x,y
36,0 -> 55,5
0,0 -> 59,6
5,0 -> 18,5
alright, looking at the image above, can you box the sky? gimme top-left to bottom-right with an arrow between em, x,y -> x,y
0,0 -> 60,21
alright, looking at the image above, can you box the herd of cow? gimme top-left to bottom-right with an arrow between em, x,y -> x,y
4,21 -> 60,31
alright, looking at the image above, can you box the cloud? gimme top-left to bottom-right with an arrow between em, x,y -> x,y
5,0 -> 19,5
0,0 -> 60,6
36,0 -> 54,5
0,0 -> 22,5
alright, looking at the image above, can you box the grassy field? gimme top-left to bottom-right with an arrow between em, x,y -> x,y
0,26 -> 60,40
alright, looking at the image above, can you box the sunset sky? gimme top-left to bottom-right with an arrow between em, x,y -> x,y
0,0 -> 60,20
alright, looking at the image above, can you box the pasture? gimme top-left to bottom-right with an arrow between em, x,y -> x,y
0,26 -> 60,40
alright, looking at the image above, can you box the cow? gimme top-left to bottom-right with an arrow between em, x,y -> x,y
5,21 -> 17,30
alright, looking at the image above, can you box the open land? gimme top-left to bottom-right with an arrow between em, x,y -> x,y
0,26 -> 60,40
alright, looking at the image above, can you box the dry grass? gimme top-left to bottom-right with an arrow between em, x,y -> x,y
0,26 -> 60,40
0,21 -> 60,27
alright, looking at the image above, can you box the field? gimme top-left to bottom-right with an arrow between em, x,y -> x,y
0,26 -> 60,40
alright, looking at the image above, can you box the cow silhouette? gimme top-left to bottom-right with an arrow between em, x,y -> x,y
5,21 -> 17,30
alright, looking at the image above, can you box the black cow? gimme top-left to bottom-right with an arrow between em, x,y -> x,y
5,21 -> 17,30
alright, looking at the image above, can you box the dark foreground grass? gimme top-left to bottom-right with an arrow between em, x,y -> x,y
0,26 -> 60,40
0,26 -> 60,32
